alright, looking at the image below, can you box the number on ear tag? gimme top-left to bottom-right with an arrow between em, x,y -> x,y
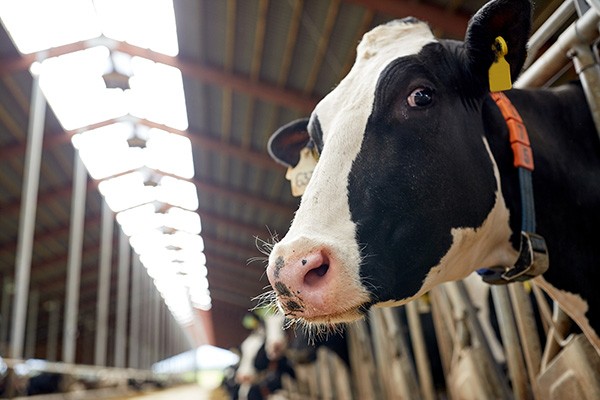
489,36 -> 512,92
285,147 -> 318,197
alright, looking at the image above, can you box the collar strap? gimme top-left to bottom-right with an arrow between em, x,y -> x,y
477,92 -> 549,285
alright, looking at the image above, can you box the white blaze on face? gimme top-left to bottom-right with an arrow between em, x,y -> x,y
235,329 -> 265,383
269,21 -> 437,319
264,313 -> 286,359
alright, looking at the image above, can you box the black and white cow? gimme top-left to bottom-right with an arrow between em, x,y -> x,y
265,0 -> 600,353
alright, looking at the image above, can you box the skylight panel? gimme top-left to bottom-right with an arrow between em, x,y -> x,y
127,57 -> 188,130
98,171 -> 155,212
0,0 -> 100,54
72,123 -> 144,180
94,0 -> 179,56
146,129 -> 194,179
117,205 -> 201,237
155,176 -> 199,211
38,46 -> 128,130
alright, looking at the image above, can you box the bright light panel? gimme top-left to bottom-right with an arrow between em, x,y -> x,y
94,0 -> 179,56
127,57 -> 188,130
39,46 -> 128,130
72,124 -> 194,181
0,0 -> 100,54
117,205 -> 201,237
72,122 -> 144,180
38,50 -> 188,131
0,0 -> 178,56
146,129 -> 194,179
98,171 -> 155,212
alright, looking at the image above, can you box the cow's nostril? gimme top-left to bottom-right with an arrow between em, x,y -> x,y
304,263 -> 329,286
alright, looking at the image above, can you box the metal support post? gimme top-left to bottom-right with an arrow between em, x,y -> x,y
62,154 -> 87,364
569,43 -> 600,136
10,73 -> 46,360
95,200 -> 113,366
491,285 -> 529,400
128,253 -> 142,369
114,229 -> 130,368
152,286 -> 161,365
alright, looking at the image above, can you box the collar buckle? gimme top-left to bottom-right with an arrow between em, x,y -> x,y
478,231 -> 549,285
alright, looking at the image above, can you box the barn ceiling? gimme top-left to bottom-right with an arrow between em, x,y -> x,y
0,0 -> 565,354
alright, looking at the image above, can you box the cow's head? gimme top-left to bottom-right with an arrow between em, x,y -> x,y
265,0 -> 531,328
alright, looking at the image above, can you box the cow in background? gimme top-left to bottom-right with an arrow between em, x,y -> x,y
265,0 -> 600,352
225,312 -> 295,400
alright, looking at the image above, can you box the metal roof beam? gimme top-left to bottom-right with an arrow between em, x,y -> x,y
0,39 -> 320,113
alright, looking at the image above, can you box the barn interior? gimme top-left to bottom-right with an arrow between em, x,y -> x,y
0,0 -> 599,398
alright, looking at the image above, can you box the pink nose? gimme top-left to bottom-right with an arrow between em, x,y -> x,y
267,249 -> 331,316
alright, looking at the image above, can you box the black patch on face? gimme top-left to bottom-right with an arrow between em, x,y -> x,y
274,281 -> 292,297
346,42 -> 497,302
274,256 -> 285,278
285,300 -> 303,312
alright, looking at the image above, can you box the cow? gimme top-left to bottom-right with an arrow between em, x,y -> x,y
231,312 -> 295,400
264,0 -> 600,354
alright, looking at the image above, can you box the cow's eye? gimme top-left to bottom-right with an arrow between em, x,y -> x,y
407,87 -> 433,108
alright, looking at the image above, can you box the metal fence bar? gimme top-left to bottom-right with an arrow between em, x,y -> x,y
515,7 -> 599,88
94,200 -> 113,366
114,229 -> 130,368
10,73 -> 46,360
62,154 -> 87,364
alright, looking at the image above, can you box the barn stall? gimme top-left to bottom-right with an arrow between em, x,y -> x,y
0,0 -> 598,398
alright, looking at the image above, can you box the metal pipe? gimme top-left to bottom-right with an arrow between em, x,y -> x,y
406,301 -> 436,400
490,286 -> 529,400
508,283 -> 543,399
94,200 -> 113,366
62,153 -> 87,364
128,253 -> 142,369
10,73 -> 46,359
515,8 -> 600,88
114,229 -> 130,368
153,286 -> 161,365
445,281 -> 514,400
524,0 -> 576,68
569,43 -> 600,135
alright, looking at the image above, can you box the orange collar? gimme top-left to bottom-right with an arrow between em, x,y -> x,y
490,92 -> 534,171
477,92 -> 548,285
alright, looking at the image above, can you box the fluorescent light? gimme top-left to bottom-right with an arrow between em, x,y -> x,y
0,0 -> 100,54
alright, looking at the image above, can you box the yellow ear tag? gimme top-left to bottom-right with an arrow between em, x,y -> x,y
285,147 -> 318,197
488,36 -> 512,92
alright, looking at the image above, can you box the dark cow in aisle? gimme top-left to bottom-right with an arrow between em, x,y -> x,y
265,0 -> 600,353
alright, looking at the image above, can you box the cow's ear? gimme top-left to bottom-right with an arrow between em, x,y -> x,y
464,0 -> 531,90
267,118 -> 310,168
